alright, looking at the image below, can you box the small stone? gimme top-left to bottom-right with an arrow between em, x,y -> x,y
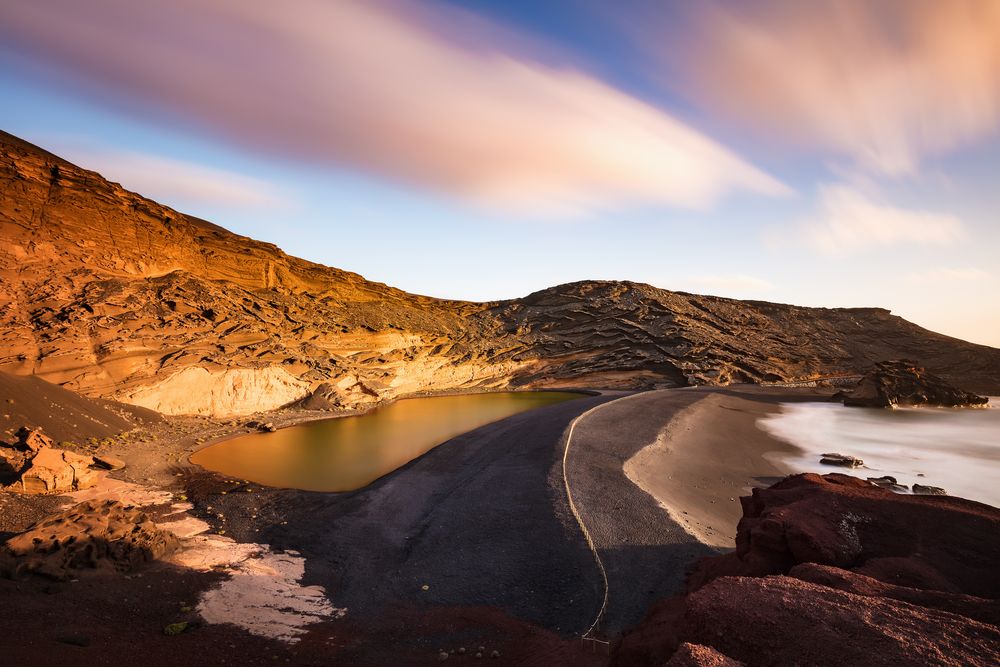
92,453 -> 126,470
438,651 -> 449,661
867,476 -> 908,492
421,584 -> 430,591
913,484 -> 947,496
55,633 -> 90,647
458,647 -> 466,655
163,621 -> 189,636
490,650 -> 500,658
475,654 -> 483,660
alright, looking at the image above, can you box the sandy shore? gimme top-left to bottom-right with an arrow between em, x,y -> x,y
623,386 -> 832,548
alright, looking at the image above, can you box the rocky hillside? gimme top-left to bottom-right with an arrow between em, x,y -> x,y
2,130 -> 998,416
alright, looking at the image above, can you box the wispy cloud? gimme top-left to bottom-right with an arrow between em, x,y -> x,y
53,143 -> 288,210
798,184 -> 965,254
666,0 -> 1000,176
0,0 -> 788,217
907,267 -> 990,285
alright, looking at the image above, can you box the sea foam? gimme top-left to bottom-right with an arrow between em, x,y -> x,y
759,398 -> 1000,508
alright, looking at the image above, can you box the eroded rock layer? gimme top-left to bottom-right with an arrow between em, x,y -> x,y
0,499 -> 178,580
3,130 -> 999,416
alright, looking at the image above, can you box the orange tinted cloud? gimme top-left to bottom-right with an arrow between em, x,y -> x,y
670,0 -> 1000,175
0,0 -> 788,216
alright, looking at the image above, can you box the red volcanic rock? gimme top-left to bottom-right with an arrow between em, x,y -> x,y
688,473 -> 1000,597
678,576 -> 1000,667
843,359 -> 989,408
617,576 -> 1000,667
616,474 -> 1000,666
789,563 -> 1000,628
664,643 -> 744,666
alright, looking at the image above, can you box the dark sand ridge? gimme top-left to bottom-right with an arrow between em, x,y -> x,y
0,370 -> 161,445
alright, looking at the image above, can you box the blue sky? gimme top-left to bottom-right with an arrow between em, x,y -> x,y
1,0 -> 998,346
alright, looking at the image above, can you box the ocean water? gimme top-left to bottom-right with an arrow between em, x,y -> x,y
758,398 -> 1000,508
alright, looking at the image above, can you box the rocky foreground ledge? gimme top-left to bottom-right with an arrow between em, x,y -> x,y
615,473 -> 1000,666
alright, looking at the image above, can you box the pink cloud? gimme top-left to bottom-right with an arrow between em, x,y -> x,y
657,0 -> 1000,176
0,0 -> 788,216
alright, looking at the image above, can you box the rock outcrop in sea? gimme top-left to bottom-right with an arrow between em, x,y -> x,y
841,359 -> 989,408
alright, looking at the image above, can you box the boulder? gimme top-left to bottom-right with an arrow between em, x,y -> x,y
0,499 -> 178,579
867,476 -> 908,492
245,420 -> 277,432
14,445 -> 103,494
688,473 -> 1000,596
842,360 -> 988,408
819,453 -> 863,467
913,484 -> 947,496
14,426 -> 54,453
92,453 -> 126,471
2,425 -> 124,493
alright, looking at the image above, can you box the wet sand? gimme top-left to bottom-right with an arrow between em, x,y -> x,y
622,386 -> 832,547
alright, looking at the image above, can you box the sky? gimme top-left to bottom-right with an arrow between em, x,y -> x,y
1,0 -> 998,347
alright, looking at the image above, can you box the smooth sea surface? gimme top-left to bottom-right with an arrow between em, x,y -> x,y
759,398 -> 1000,508
190,391 -> 583,492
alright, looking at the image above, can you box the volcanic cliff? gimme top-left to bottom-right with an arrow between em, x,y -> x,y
2,130 -> 999,416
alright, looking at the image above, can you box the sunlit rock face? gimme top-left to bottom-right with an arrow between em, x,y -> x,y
118,367 -> 313,417
2,129 -> 999,416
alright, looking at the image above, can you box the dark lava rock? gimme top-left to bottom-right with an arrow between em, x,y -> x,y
0,499 -> 178,580
913,484 -> 948,496
842,360 -> 989,408
867,476 -> 908,492
615,473 -> 1000,666
819,452 -> 864,467
54,633 -> 91,647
